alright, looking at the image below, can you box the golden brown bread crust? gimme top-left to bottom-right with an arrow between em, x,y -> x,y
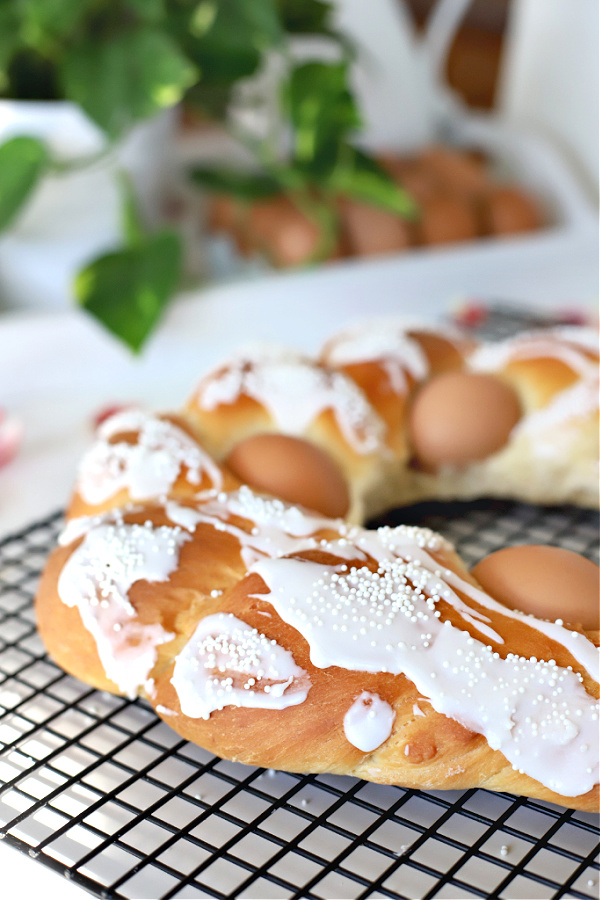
66,324 -> 598,527
67,412 -> 240,520
35,499 -> 599,812
184,356 -> 388,523
34,320 -> 600,811
180,324 -> 599,516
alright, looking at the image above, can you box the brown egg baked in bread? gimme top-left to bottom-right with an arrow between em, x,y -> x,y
35,319 -> 600,811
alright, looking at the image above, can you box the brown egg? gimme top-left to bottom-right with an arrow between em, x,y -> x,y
245,196 -> 326,267
339,199 -> 413,257
408,371 -> 522,469
379,155 -> 442,203
419,145 -> 490,196
471,545 -> 599,629
483,186 -> 542,236
207,194 -> 238,234
226,433 -> 350,518
416,195 -> 479,246
406,330 -> 470,375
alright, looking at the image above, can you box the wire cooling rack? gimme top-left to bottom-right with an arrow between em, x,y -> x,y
0,498 -> 598,900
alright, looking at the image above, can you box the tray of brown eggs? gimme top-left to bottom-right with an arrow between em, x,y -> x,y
205,143 -> 548,269
202,105 -> 597,272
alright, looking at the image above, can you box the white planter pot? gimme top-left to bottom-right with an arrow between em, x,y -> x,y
0,101 -> 177,310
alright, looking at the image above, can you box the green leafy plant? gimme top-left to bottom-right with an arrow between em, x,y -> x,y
0,0 -> 201,351
0,0 -> 416,351
75,177 -> 182,353
0,135 -> 49,230
193,59 -> 417,261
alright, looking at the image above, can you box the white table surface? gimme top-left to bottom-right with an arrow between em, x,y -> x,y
0,224 -> 597,898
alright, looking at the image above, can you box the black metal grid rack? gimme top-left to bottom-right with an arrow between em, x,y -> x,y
1,305 -> 599,899
0,499 -> 598,900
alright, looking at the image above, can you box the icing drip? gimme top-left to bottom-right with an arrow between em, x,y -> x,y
439,563 -> 599,681
59,509 -> 130,547
77,410 -> 223,504
468,328 -> 599,443
58,521 -> 188,697
250,554 -> 599,797
166,487 -> 451,569
323,319 -> 431,393
347,521 -> 597,680
513,376 -> 600,446
196,356 -> 386,455
165,487 -> 342,566
343,691 -> 396,752
172,612 -> 309,718
469,329 -> 598,381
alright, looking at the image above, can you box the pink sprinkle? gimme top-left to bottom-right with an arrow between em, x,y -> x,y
555,308 -> 592,326
453,301 -> 488,328
0,411 -> 24,468
92,403 -> 130,430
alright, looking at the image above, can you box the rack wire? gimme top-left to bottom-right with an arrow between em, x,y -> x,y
0,498 -> 598,900
1,305 -> 599,898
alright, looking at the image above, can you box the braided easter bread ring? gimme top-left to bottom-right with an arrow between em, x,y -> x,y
36,321 -> 599,811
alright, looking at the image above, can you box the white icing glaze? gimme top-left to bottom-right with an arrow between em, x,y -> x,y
440,562 -> 599,681
343,691 -> 396,752
164,488 -> 449,571
342,529 -> 503,644
323,320 -> 430,394
195,355 -> 386,455
171,612 -> 309,718
59,510 -> 125,546
57,521 -> 188,697
513,376 -> 600,446
250,551 -> 599,797
467,328 -> 599,445
468,328 -> 598,380
77,410 -> 222,504
354,538 -> 599,685
165,488 -> 342,566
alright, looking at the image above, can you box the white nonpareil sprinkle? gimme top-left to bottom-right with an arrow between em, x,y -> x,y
250,552 -> 599,797
172,612 -> 309,718
164,487 -> 450,572
77,409 -> 222,504
58,521 -> 188,697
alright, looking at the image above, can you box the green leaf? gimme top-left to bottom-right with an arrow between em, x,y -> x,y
18,0 -> 92,48
61,28 -> 197,137
216,0 -> 282,49
285,61 -> 361,177
191,166 -> 281,200
275,0 -> 333,33
0,136 -> 49,232
185,0 -> 282,86
124,0 -> 166,22
0,6 -> 21,83
329,147 -> 419,218
75,230 -> 182,352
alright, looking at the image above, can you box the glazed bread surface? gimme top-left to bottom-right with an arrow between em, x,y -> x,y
36,488 -> 599,811
35,318 -> 600,811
